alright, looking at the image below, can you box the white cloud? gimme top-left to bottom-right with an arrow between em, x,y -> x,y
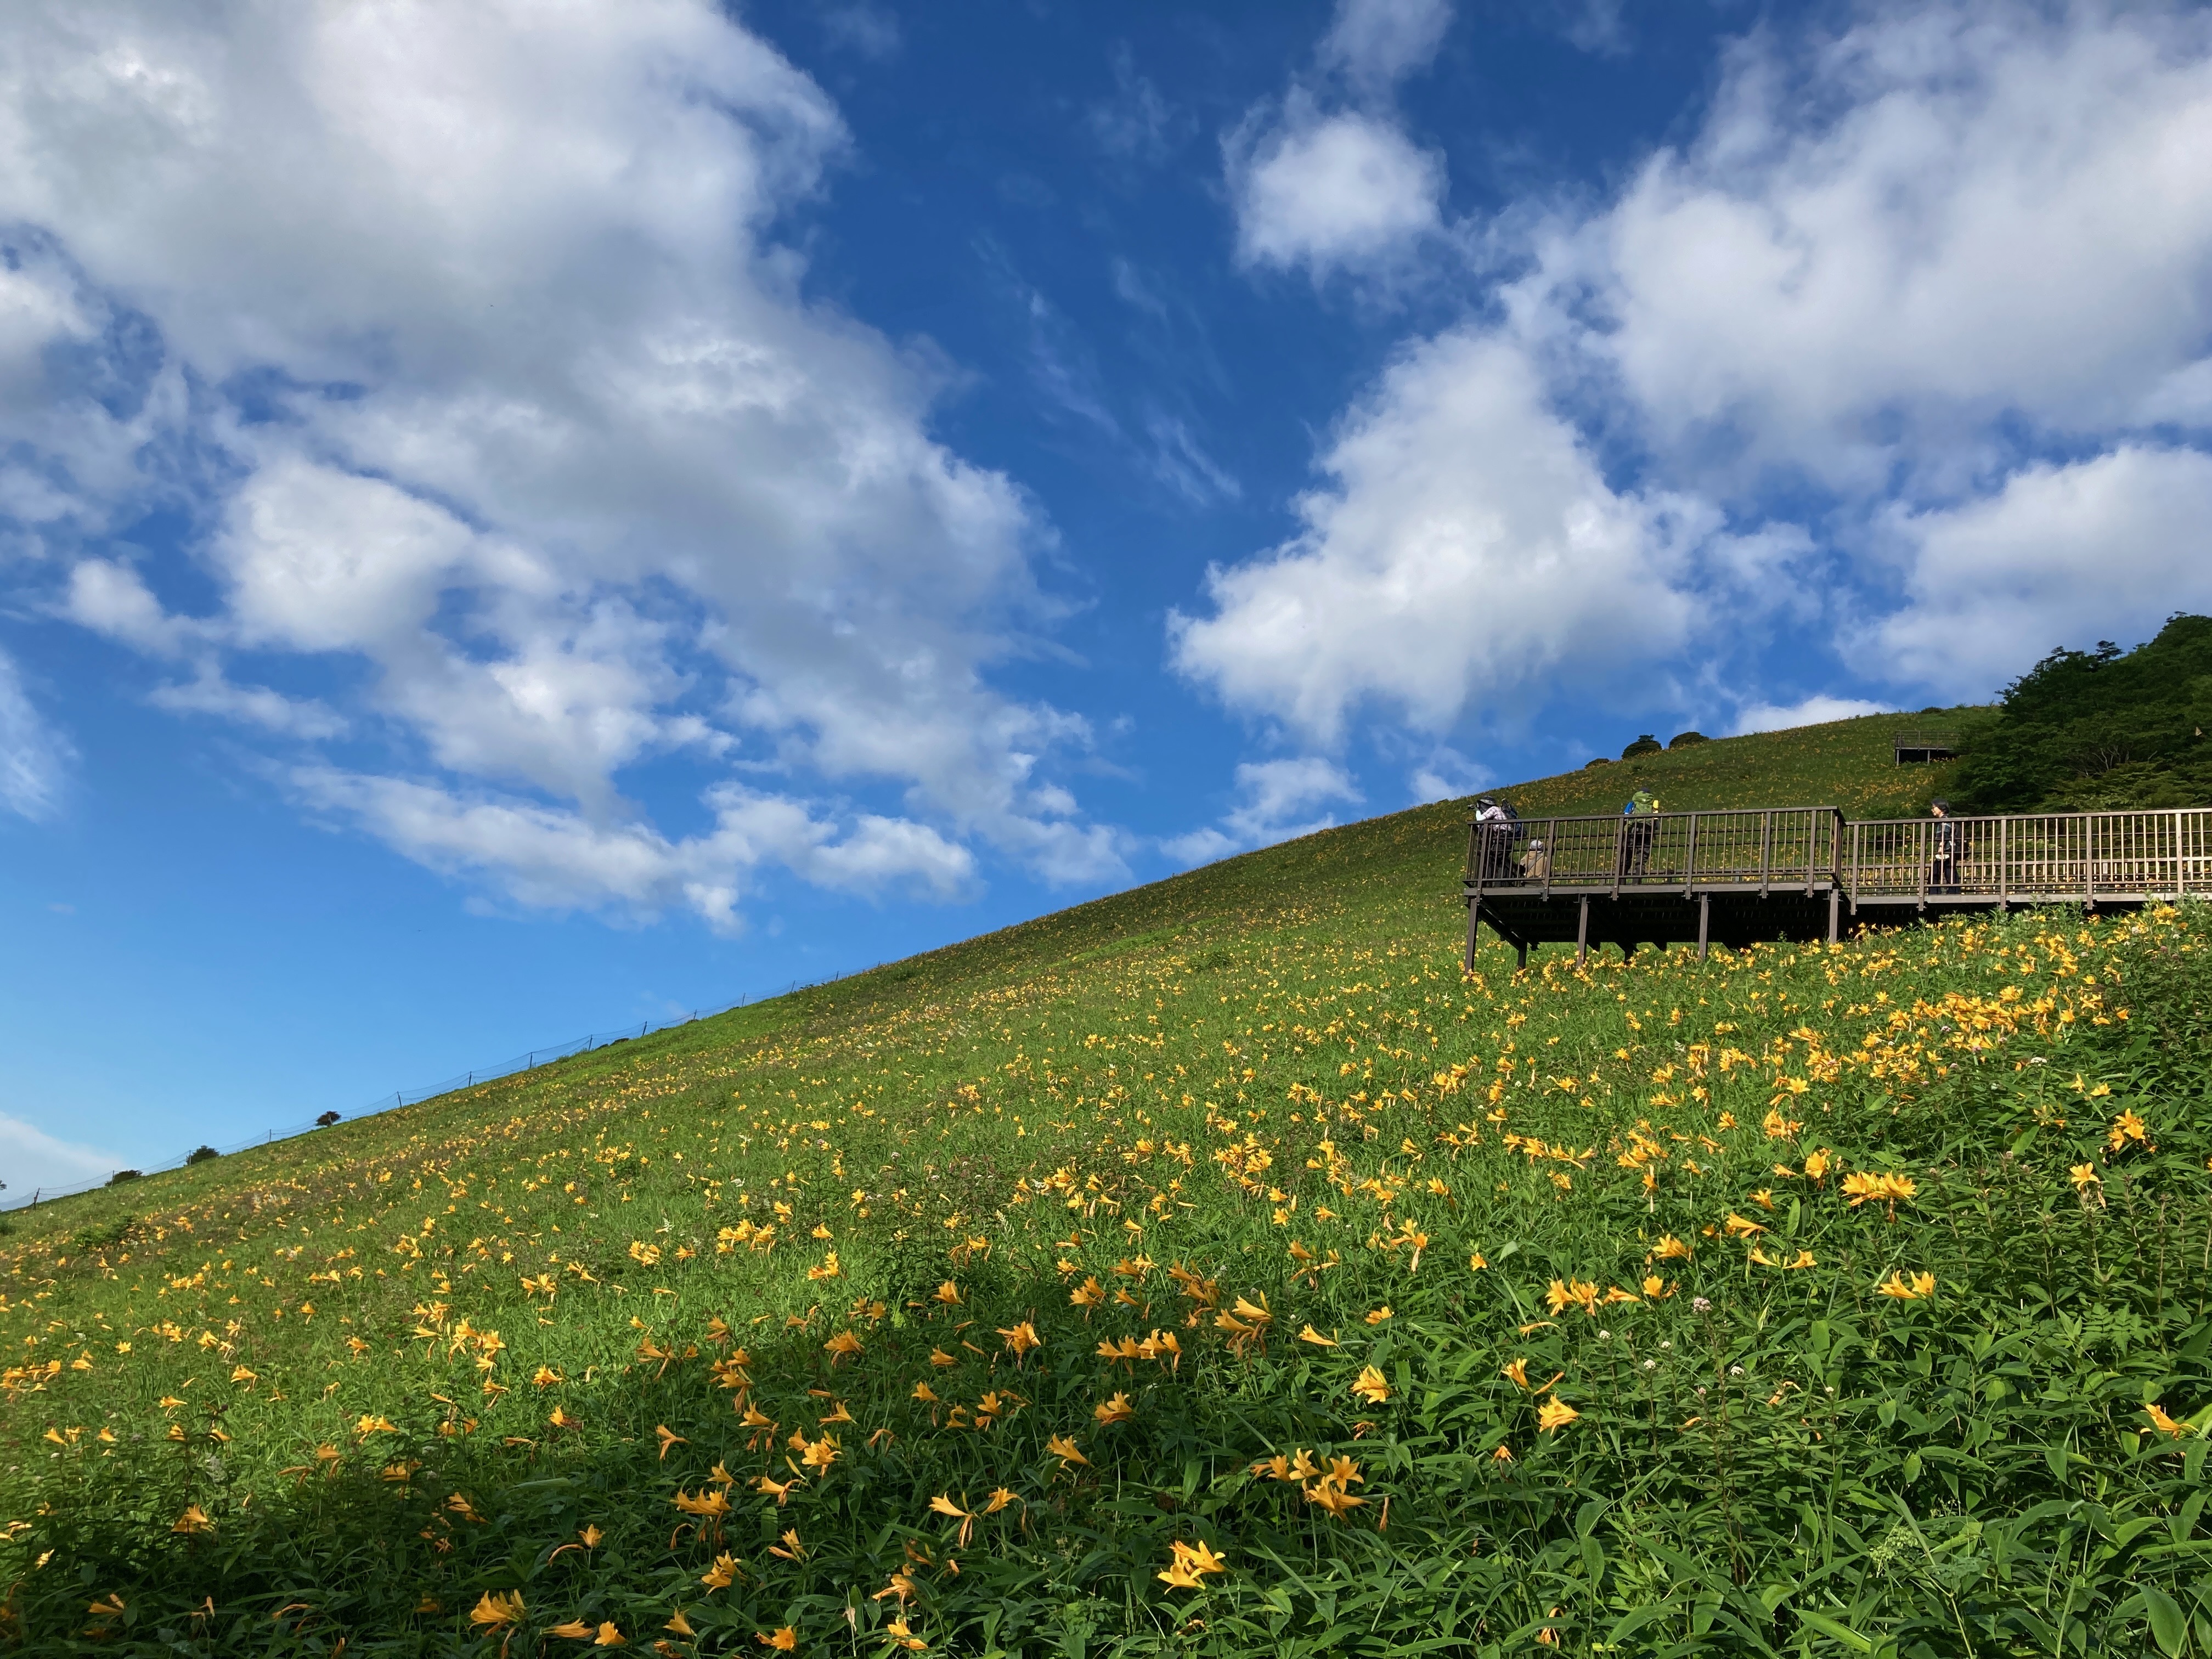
0,1110 -> 118,1202
1201,0 -> 2212,751
1731,695 -> 1889,737
149,670 -> 346,739
1409,745 -> 1493,802
1578,3 -> 2212,488
1165,756 -> 1362,865
1321,0 -> 1454,89
1171,329 -> 1697,744
0,648 -> 70,820
296,769 -> 975,933
1874,446 -> 2212,698
0,0 -> 1122,919
1230,103 -> 1444,275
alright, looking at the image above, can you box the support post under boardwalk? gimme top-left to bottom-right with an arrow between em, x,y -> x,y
1697,894 -> 1709,961
1464,897 -> 1480,972
1576,896 -> 1590,967
1827,888 -> 1840,944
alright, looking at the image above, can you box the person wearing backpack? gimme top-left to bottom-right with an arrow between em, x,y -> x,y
1473,797 -> 1520,882
1620,789 -> 1661,878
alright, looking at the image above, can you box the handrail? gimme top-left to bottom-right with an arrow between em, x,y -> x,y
1468,804 -> 2212,905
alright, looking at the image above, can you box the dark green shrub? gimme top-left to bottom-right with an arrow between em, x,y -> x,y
185,1145 -> 221,1165
1667,730 -> 1708,748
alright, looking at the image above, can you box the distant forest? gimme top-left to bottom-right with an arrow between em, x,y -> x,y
1955,613 -> 2212,812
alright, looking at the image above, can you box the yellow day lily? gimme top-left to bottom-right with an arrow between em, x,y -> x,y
1046,1433 -> 1088,1468
757,1627 -> 799,1650
1351,1365 -> 1391,1404
1537,1398 -> 1581,1433
1094,1392 -> 1136,1425
700,1553 -> 738,1590
470,1591 -> 525,1628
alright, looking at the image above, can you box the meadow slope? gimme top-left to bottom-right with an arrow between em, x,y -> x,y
8,710 -> 2212,1658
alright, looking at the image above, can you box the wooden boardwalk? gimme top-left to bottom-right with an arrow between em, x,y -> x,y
1464,805 -> 2212,967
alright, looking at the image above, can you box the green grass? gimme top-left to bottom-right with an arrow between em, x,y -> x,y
6,708 -> 2211,1659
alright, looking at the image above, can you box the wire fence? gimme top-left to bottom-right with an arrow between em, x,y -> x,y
1,964 -> 883,1213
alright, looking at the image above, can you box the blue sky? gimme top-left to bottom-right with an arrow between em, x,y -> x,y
4,0 -> 2212,1192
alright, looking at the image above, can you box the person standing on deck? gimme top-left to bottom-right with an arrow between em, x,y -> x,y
1620,790 -> 1661,877
1473,797 -> 1519,882
1929,799 -> 1959,894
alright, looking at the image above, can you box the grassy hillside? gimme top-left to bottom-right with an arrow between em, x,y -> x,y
6,708 -> 2210,1659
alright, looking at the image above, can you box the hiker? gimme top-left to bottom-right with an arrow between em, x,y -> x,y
1929,799 -> 1959,894
1518,837 -> 1550,883
1620,789 -> 1661,878
1473,797 -> 1519,882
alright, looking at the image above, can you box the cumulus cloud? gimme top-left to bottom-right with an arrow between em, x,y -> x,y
1230,105 -> 1446,275
1874,447 -> 2212,698
1578,3 -> 2212,489
1171,330 -> 1698,745
1731,695 -> 1889,737
0,1110 -> 119,1204
1227,0 -> 1453,279
0,648 -> 70,820
0,0 -> 1121,924
1164,756 -> 1363,865
1200,0 -> 2212,751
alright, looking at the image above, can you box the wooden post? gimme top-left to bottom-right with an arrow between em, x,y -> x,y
1827,887 -> 1839,944
1576,896 -> 1590,967
1464,897 -> 1480,972
1697,894 -> 1709,961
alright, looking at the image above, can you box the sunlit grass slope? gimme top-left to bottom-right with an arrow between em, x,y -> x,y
7,708 -> 2211,1659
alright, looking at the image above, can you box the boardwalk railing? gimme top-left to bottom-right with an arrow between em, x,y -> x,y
1467,807 -> 1843,898
1468,805 -> 2212,906
1846,809 -> 2212,904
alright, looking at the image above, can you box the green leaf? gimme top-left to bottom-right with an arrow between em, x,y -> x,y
2145,1586 -> 2188,1657
1796,1607 -> 1875,1652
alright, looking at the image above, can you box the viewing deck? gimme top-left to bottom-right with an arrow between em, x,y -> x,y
1464,805 -> 2212,967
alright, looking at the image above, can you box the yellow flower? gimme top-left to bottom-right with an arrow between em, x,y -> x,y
172,1504 -> 214,1534
470,1591 -> 526,1628
1351,1365 -> 1391,1404
655,1425 -> 687,1460
1723,1213 -> 1766,1237
1364,1306 -> 1393,1324
1094,1392 -> 1136,1425
822,1330 -> 864,1363
1641,1274 -> 1673,1300
1295,1324 -> 1337,1347
700,1553 -> 739,1590
1784,1250 -> 1817,1271
1875,1271 -> 1934,1300
933,1281 -> 961,1305
1650,1235 -> 1692,1261
2145,1402 -> 2196,1439
1491,1443 -> 1514,1462
1156,1539 -> 1228,1590
1802,1150 -> 1832,1181
2108,1110 -> 2149,1150
929,1348 -> 958,1368
549,1620 -> 596,1639
1046,1432 -> 1088,1468
1537,1398 -> 1580,1433
665,1611 -> 696,1637
758,1627 -> 799,1651
2070,1163 -> 2101,1190
1502,1358 -> 1530,1390
1000,1321 -> 1042,1356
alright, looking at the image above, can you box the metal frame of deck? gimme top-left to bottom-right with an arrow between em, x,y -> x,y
1463,805 -> 2212,968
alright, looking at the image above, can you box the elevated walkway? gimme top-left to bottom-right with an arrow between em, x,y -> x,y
1464,805 -> 2212,967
